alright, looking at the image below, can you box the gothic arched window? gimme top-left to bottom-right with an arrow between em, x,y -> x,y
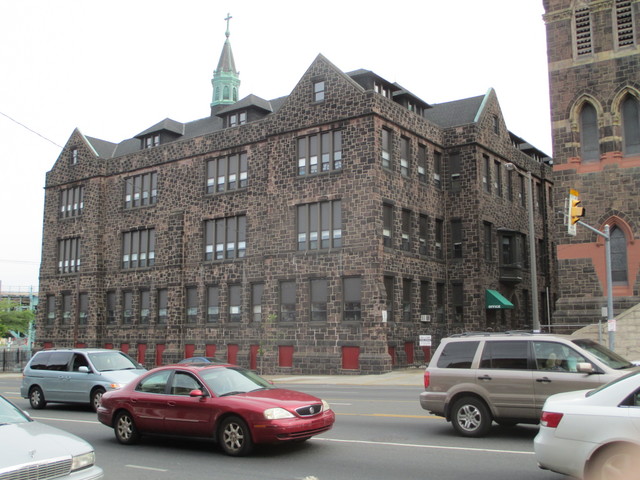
223,86 -> 230,100
580,102 -> 599,162
622,94 -> 640,155
611,226 -> 628,285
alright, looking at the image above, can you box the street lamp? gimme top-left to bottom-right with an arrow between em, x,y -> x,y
505,163 -> 540,333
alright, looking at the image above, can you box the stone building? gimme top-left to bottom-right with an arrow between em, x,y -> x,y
37,24 -> 555,373
544,0 -> 640,328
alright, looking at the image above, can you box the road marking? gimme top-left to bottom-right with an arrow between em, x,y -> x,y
336,412 -> 441,419
32,416 -> 101,425
126,465 -> 169,472
315,437 -> 534,455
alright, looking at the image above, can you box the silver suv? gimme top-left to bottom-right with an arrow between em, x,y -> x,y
419,332 -> 639,437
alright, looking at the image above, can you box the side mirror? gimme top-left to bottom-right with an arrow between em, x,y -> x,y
189,389 -> 207,398
577,362 -> 594,374
78,366 -> 90,373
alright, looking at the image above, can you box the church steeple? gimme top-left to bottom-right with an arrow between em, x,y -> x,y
211,13 -> 240,112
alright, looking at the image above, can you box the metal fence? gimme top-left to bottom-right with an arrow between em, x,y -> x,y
0,348 -> 32,373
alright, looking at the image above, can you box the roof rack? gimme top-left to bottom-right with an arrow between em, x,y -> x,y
450,330 -> 539,338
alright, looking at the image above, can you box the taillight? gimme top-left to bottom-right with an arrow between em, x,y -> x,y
540,411 -> 563,428
424,371 -> 430,388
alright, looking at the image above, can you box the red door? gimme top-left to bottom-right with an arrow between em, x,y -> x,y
249,345 -> 259,370
137,344 -> 147,365
155,344 -> 165,366
184,344 -> 196,359
227,344 -> 238,365
342,346 -> 360,370
205,344 -> 217,357
405,341 -> 415,364
278,346 -> 294,367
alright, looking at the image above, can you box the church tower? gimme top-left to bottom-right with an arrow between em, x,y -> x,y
543,0 -> 640,328
211,13 -> 240,113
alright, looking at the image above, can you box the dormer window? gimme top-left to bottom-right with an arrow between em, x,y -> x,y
374,82 -> 392,99
314,81 -> 325,102
229,111 -> 247,127
143,134 -> 160,149
71,148 -> 79,165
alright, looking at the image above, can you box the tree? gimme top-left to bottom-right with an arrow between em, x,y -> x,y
0,299 -> 33,337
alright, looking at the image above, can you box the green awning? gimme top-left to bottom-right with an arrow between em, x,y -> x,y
486,289 -> 514,309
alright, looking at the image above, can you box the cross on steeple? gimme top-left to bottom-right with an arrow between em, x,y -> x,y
225,13 -> 232,38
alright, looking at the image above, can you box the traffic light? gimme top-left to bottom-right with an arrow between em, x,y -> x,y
570,196 -> 585,225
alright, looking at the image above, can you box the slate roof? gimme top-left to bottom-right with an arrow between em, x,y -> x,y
423,95 -> 486,128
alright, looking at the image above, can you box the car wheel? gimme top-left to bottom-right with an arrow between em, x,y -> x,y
114,411 -> 140,445
90,388 -> 105,412
588,444 -> 640,480
29,386 -> 46,410
451,396 -> 492,437
218,416 -> 253,456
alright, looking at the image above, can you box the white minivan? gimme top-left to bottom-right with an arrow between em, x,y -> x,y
21,348 -> 147,411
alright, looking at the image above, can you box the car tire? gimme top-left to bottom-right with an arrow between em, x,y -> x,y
90,388 -> 105,412
451,396 -> 492,437
114,411 -> 140,445
218,416 -> 253,456
29,386 -> 47,410
587,444 -> 640,480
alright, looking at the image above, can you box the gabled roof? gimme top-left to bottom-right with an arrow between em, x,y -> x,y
216,94 -> 273,115
423,94 -> 485,128
135,118 -> 185,138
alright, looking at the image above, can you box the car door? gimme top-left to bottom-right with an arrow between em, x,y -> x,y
163,371 -> 213,437
42,351 -> 74,402
476,340 -> 536,420
130,370 -> 173,433
65,353 -> 96,403
532,340 -> 605,412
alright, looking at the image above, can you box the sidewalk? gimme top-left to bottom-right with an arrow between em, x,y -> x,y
265,368 -> 425,387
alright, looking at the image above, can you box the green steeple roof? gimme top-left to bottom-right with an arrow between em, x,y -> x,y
211,13 -> 240,109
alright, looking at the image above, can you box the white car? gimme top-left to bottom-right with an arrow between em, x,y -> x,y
534,371 -> 640,480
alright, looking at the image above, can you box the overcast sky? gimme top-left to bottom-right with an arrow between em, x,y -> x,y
0,0 -> 551,290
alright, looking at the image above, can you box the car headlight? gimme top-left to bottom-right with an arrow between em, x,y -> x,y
264,407 -> 295,420
322,399 -> 331,412
108,383 -> 123,390
71,451 -> 96,471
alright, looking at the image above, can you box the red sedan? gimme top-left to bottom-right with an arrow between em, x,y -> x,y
97,364 -> 335,456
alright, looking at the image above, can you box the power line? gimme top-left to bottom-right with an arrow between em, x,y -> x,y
0,110 -> 63,148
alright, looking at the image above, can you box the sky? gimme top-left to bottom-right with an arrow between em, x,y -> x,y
0,0 -> 552,290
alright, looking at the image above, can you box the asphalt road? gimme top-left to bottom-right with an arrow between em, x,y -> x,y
0,376 -> 569,480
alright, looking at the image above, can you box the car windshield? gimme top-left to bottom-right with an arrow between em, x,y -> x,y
200,367 -> 274,397
88,351 -> 140,372
0,396 -> 30,425
572,339 -> 634,370
586,371 -> 640,397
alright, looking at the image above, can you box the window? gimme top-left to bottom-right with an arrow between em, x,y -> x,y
484,222 -> 493,261
343,277 -> 362,322
482,155 -> 490,193
206,153 -> 248,194
280,281 -> 296,322
419,214 -> 428,255
310,279 -> 328,322
384,276 -> 394,323
125,172 -> 157,208
519,174 -> 526,207
507,169 -> 514,201
580,103 -> 599,162
313,80 -> 325,102
383,203 -> 393,248
143,134 -> 160,149
140,290 -> 150,324
622,95 -> 640,155
57,237 -> 81,274
122,228 -> 155,269
297,130 -> 342,175
452,283 -> 463,323
436,283 -> 445,323
420,281 -> 429,318
62,293 -> 71,325
106,291 -> 116,325
186,287 -> 198,323
480,341 -> 528,370
493,115 -> 500,135
59,186 -> 84,218
123,291 -> 133,324
251,283 -> 264,322
433,151 -> 442,188
71,148 -> 79,165
381,128 -> 392,169
157,289 -> 168,324
297,200 -> 341,250
451,219 -> 462,259
401,209 -> 411,252
616,0 -> 635,49
435,218 -> 444,259
436,341 -> 479,369
229,284 -> 241,322
417,145 -> 427,183
402,279 -> 412,322
207,286 -> 219,323
575,6 -> 593,56
205,215 -> 246,260
78,292 -> 88,325
400,137 -> 410,177
228,111 -> 247,127
500,232 -> 524,266
494,160 -> 502,197
611,226 -> 628,284
449,152 -> 461,192
46,295 -> 56,325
